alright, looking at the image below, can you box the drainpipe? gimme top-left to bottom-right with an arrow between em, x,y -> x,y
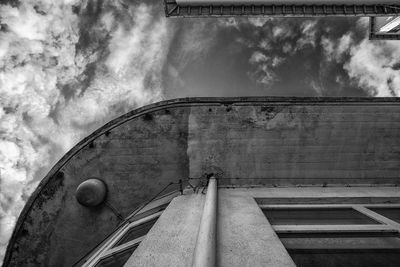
192,177 -> 217,267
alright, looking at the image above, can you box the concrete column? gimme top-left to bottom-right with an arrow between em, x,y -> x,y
192,177 -> 217,267
217,190 -> 296,267
124,194 -> 205,267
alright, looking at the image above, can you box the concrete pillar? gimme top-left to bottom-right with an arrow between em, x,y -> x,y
124,194 -> 205,267
217,190 -> 296,267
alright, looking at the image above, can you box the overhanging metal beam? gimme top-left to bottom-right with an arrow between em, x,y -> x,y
177,0 -> 399,4
164,1 -> 400,17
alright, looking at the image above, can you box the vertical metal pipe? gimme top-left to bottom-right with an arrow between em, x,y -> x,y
192,177 -> 217,267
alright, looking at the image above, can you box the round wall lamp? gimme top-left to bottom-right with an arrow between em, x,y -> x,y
75,178 -> 107,207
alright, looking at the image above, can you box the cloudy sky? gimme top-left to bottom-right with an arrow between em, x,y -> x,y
0,0 -> 399,262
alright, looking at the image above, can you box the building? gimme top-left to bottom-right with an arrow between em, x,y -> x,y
4,97 -> 400,266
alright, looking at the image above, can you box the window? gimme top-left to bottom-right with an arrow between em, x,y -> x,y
260,203 -> 400,267
370,208 -> 400,224
80,190 -> 180,267
290,250 -> 400,267
263,208 -> 379,225
95,245 -> 138,267
113,218 -> 158,247
370,17 -> 400,40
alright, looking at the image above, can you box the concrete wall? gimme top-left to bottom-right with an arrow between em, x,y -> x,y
188,102 -> 400,185
5,97 -> 400,266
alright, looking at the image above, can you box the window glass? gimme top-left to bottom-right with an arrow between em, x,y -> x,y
370,17 -> 400,40
263,208 -> 379,225
280,236 -> 400,250
289,250 -> 400,267
113,218 -> 158,248
95,245 -> 138,267
370,208 -> 400,223
279,233 -> 400,267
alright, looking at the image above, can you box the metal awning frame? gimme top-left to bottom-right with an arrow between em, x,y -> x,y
164,1 -> 400,17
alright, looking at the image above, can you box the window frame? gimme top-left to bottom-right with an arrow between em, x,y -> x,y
369,16 -> 400,40
260,204 -> 400,233
259,202 -> 400,266
82,212 -> 162,267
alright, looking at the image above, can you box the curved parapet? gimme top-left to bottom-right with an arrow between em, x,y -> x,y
4,97 -> 400,266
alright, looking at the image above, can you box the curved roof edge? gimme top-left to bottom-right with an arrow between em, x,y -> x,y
4,96 -> 400,264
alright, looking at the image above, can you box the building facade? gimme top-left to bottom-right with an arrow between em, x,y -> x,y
4,97 -> 400,266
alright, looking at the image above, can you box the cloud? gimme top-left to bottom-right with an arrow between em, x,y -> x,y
296,20 -> 318,50
173,20 -> 219,69
249,51 -> 269,64
320,18 -> 400,97
321,33 -> 353,62
0,1 -> 80,260
272,23 -> 293,40
0,0 -> 173,262
345,39 -> 400,96
239,16 -> 400,97
234,16 -> 399,97
309,80 -> 325,96
247,51 -> 285,87
248,17 -> 272,28
229,18 -> 323,89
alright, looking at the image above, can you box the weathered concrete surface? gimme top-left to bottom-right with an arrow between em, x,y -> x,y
5,97 -> 400,266
124,194 -> 205,267
217,190 -> 296,267
188,102 -> 400,185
